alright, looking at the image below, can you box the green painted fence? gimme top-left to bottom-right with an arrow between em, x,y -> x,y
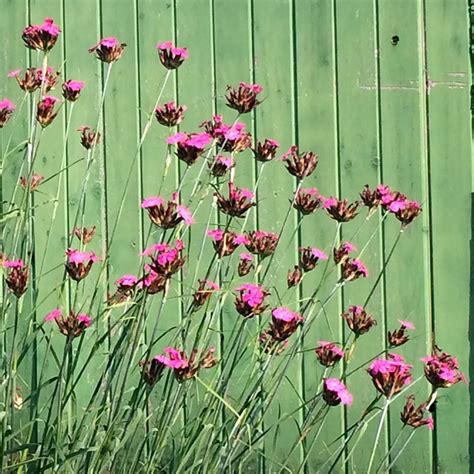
1,0 -> 472,471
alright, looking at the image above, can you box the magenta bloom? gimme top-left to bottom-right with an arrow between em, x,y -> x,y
252,138 -> 280,162
261,307 -> 303,345
209,155 -> 234,177
324,197 -> 360,222
156,346 -> 218,382
141,194 -> 193,228
215,182 -> 256,218
201,116 -> 252,153
422,346 -> 466,388
22,17 -> 61,51
333,241 -> 356,265
323,378 -> 353,406
115,274 -> 138,288
36,96 -> 60,128
44,308 -> 91,340
315,341 -> 344,367
368,353 -> 413,398
299,246 -> 328,272
142,239 -> 185,281
157,41 -> 189,69
294,187 -> 323,215
282,146 -> 318,179
65,249 -> 99,282
341,258 -> 368,281
168,132 -> 212,166
3,258 -> 29,298
155,101 -> 187,127
62,80 -> 85,102
0,99 -> 15,128
235,283 -> 269,318
89,37 -> 126,63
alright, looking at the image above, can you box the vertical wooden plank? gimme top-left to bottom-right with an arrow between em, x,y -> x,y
377,0 -> 432,471
335,1 -> 386,471
295,0 -> 341,470
251,0 -> 302,469
424,0 -> 471,471
100,0 -> 140,297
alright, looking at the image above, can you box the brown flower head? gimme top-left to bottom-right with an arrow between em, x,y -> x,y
209,155 -> 234,178
282,146 -> 318,179
20,173 -> 44,192
22,17 -> 61,52
36,96 -> 60,128
388,320 -> 415,347
155,101 -> 187,127
421,345 -> 466,389
238,253 -> 254,277
293,187 -> 323,215
400,395 -> 434,430
333,241 -> 356,265
140,357 -> 166,387
65,249 -> 99,282
252,138 -> 279,162
299,246 -> 328,272
44,308 -> 91,341
168,132 -> 212,166
315,341 -> 344,367
287,265 -> 302,288
3,259 -> 29,298
62,80 -> 85,102
234,283 -> 269,318
89,37 -> 126,63
341,305 -> 376,337
157,42 -> 189,70
215,182 -> 255,218
72,226 -> 96,245
324,197 -> 360,222
368,353 -> 412,398
8,67 -> 60,93
78,126 -> 101,150
192,280 -> 219,312
0,99 -> 15,128
207,230 -> 248,258
141,194 -> 193,229
226,82 -> 263,114
244,230 -> 279,259
341,258 -> 368,282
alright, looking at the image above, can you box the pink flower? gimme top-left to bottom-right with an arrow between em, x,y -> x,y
0,99 -> 15,128
177,205 -> 193,225
239,252 -> 253,261
62,80 -> 85,102
115,274 -> 138,288
422,346 -> 466,388
368,354 -> 412,397
399,320 -> 415,330
65,249 -> 99,282
299,246 -> 327,272
235,283 -> 269,318
22,17 -> 61,51
323,197 -> 338,208
44,308 -> 62,322
207,229 -> 224,241
141,196 -> 164,208
272,307 -> 301,323
36,96 -> 60,128
89,37 -> 126,63
157,41 -> 189,69
226,82 -> 263,114
315,341 -> 344,367
155,101 -> 187,127
167,132 -> 188,145
3,258 -> 24,268
323,378 -> 353,406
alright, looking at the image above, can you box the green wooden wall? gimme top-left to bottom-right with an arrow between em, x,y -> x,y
1,0 -> 471,471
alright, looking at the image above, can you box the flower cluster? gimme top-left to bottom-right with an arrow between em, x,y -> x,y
157,42 -> 189,69
388,320 -> 415,347
260,307 -> 303,353
341,305 -> 376,337
65,249 -> 99,282
322,378 -> 353,406
400,395 -> 434,430
9,67 -> 60,93
207,229 -> 248,258
0,99 -> 15,128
